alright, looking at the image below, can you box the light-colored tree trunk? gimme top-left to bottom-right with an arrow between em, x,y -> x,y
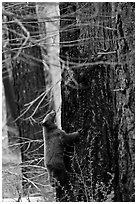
36,2 -> 61,128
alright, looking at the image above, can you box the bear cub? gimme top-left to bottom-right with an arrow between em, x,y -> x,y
42,110 -> 81,187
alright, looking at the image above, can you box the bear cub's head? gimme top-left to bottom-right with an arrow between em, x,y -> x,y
42,110 -> 56,128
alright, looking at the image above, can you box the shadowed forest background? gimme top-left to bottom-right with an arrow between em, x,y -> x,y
2,2 -> 135,202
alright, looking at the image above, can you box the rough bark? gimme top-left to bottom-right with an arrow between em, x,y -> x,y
58,2 -> 81,201
60,2 -> 134,202
112,3 -> 135,201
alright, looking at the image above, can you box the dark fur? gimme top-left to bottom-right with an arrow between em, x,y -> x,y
42,110 -> 80,186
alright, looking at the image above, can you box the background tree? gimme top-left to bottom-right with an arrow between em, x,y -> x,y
36,2 -> 61,128
3,2 -> 50,197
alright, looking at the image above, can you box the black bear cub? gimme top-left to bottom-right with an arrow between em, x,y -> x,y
42,110 -> 81,187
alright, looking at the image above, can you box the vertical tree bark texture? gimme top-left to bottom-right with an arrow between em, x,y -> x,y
58,2 -> 80,201
6,3 -> 47,195
112,3 -> 135,201
60,2 -> 134,202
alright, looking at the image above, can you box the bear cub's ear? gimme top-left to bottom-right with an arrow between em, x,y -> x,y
42,110 -> 56,126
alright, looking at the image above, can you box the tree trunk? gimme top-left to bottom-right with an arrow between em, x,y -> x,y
111,3 -> 135,201
59,2 -> 81,201
36,2 -> 61,128
60,2 -> 134,202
